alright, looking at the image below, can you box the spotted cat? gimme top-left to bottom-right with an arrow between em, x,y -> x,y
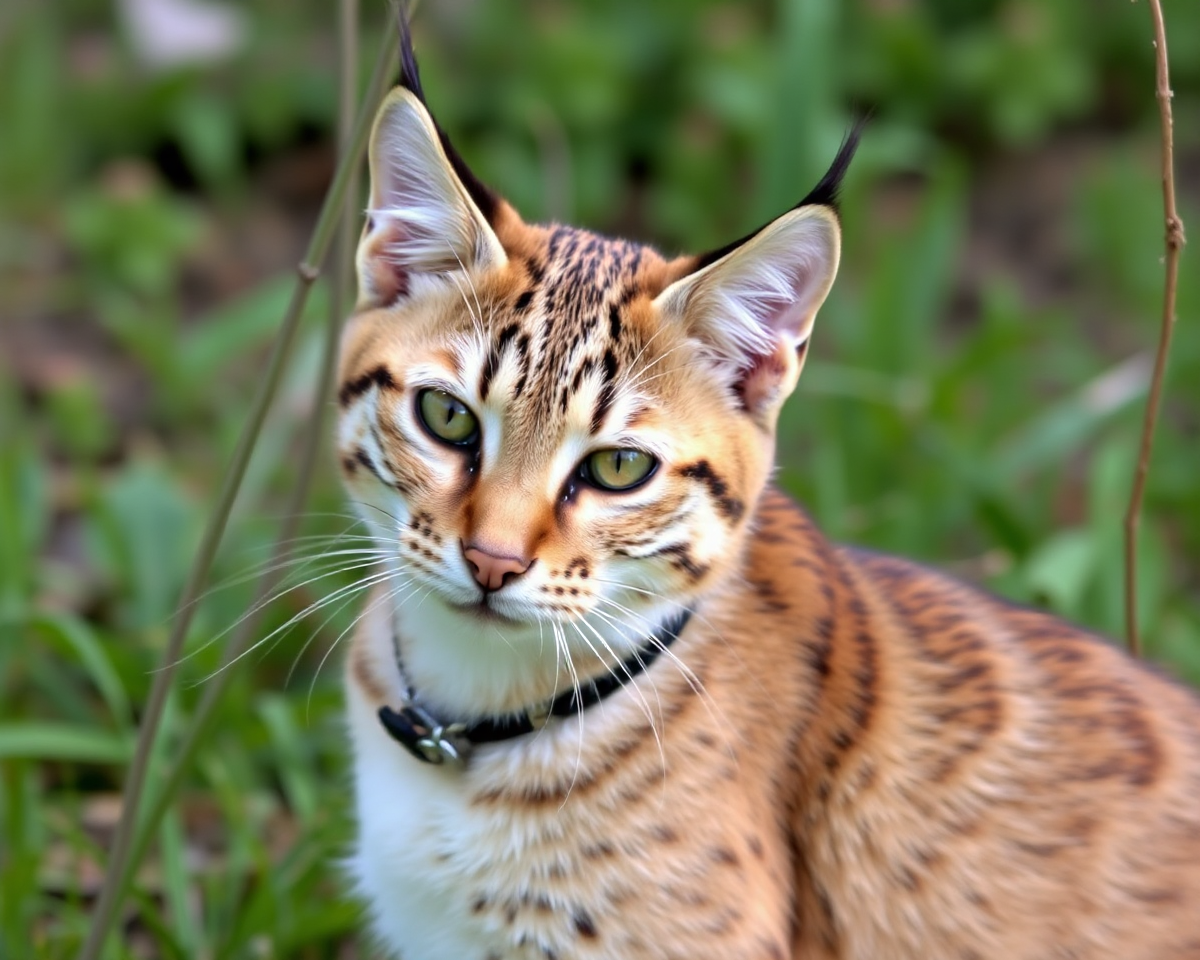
337,18 -> 1200,960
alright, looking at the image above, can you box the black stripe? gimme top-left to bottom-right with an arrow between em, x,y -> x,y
338,365 -> 395,407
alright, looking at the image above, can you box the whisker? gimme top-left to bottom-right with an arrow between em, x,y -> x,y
188,567 -> 403,684
590,594 -> 737,762
568,616 -> 667,788
551,619 -> 586,809
306,577 -> 424,720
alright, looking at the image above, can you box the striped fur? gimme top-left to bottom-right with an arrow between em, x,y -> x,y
335,23 -> 1200,960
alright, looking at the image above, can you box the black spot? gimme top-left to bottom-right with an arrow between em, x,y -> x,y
514,289 -> 535,313
573,910 -> 598,939
338,365 -> 395,406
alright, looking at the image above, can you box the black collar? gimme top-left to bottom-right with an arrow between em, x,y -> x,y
378,608 -> 693,766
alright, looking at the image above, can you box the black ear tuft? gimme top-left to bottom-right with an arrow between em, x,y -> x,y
394,4 -> 500,224
793,116 -> 867,212
396,3 -> 427,101
690,117 -> 866,273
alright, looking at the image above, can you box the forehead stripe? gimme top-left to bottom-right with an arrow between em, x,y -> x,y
479,322 -> 530,402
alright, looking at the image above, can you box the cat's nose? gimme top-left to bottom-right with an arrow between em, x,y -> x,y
461,543 -> 531,592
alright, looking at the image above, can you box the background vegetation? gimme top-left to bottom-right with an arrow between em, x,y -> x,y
2,0 -> 1197,955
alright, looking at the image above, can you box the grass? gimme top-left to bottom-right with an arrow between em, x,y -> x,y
1,0 -> 1197,957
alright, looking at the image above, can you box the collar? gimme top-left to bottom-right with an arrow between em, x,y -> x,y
377,608 -> 693,766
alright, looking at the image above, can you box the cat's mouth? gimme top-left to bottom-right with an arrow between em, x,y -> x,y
452,594 -> 525,626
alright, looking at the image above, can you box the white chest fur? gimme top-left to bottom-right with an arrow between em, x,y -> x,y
345,636 -> 663,960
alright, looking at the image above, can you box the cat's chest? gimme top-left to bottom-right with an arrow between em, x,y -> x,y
346,684 -> 662,960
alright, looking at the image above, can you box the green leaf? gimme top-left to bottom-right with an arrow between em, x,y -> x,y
0,723 -> 132,763
1022,528 -> 1095,617
257,695 -> 318,823
26,612 -> 132,728
86,461 -> 199,631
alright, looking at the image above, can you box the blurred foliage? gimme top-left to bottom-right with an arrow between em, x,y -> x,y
1,0 -> 1198,956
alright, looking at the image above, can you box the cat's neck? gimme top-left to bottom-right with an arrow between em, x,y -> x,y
390,587 -> 689,720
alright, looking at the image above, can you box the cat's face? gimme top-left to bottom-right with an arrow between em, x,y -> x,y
336,82 -> 850,681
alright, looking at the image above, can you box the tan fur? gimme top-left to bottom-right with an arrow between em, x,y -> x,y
336,69 -> 1200,960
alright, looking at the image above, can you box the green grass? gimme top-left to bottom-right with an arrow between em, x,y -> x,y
1,0 -> 1197,956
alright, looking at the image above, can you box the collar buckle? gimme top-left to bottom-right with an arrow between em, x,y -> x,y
415,720 -> 469,765
378,703 -> 471,766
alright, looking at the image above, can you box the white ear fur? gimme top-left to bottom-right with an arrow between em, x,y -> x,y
654,206 -> 841,368
358,88 -> 505,302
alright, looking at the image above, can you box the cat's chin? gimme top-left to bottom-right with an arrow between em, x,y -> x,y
445,596 -> 526,626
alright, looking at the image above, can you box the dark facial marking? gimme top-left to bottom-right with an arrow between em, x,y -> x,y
480,323 -> 523,401
339,365 -> 397,407
608,305 -> 622,342
353,447 -> 386,484
590,348 -> 620,433
678,460 -> 745,522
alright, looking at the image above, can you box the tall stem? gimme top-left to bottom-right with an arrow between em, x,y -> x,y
77,26 -> 393,960
1124,0 -> 1187,656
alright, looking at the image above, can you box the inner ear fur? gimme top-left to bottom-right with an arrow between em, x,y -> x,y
356,88 -> 508,309
654,206 -> 842,408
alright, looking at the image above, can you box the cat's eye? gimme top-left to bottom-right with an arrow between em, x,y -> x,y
582,448 -> 657,491
417,389 -> 479,446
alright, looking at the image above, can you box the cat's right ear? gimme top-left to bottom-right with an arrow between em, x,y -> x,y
356,21 -> 507,309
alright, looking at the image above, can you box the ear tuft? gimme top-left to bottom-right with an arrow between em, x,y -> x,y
653,130 -> 860,414
356,21 -> 509,309
793,118 -> 866,213
394,5 -> 498,224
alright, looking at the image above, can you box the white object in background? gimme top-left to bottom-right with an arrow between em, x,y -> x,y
119,0 -> 247,70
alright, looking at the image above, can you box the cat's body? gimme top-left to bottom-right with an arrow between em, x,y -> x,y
346,489 -> 1200,960
337,21 -> 1200,960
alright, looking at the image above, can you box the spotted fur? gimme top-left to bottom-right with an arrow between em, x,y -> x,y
336,19 -> 1200,960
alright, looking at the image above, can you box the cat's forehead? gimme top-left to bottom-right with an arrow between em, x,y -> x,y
498,222 -> 665,336
468,221 -> 680,419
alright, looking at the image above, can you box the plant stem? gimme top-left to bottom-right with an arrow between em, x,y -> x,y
1124,0 -> 1186,657
77,27 -> 393,960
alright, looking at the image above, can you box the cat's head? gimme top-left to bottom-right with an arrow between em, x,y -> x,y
336,18 -> 858,702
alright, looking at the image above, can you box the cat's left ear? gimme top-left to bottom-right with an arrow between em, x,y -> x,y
654,127 -> 861,415
356,11 -> 508,308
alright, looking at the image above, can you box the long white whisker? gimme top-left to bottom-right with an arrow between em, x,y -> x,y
306,577 -> 423,719
190,567 -> 401,683
551,619 -> 586,808
568,616 -> 667,791
590,594 -> 737,764
170,557 -> 393,670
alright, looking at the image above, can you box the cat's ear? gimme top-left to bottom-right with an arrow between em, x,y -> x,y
654,126 -> 862,415
356,13 -> 507,308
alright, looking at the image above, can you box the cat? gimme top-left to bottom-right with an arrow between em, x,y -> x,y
336,16 -> 1200,960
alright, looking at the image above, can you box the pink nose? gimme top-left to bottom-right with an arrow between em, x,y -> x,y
462,544 -> 531,592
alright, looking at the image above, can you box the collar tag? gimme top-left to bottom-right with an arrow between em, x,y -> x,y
525,698 -> 553,730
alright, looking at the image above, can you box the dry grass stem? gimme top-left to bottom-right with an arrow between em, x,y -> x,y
77,20 -> 393,959
1124,0 -> 1187,656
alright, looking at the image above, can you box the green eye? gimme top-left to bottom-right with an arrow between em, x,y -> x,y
584,448 -> 657,491
417,389 -> 479,445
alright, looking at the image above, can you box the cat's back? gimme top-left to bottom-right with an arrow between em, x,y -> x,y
749,491 -> 1200,958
